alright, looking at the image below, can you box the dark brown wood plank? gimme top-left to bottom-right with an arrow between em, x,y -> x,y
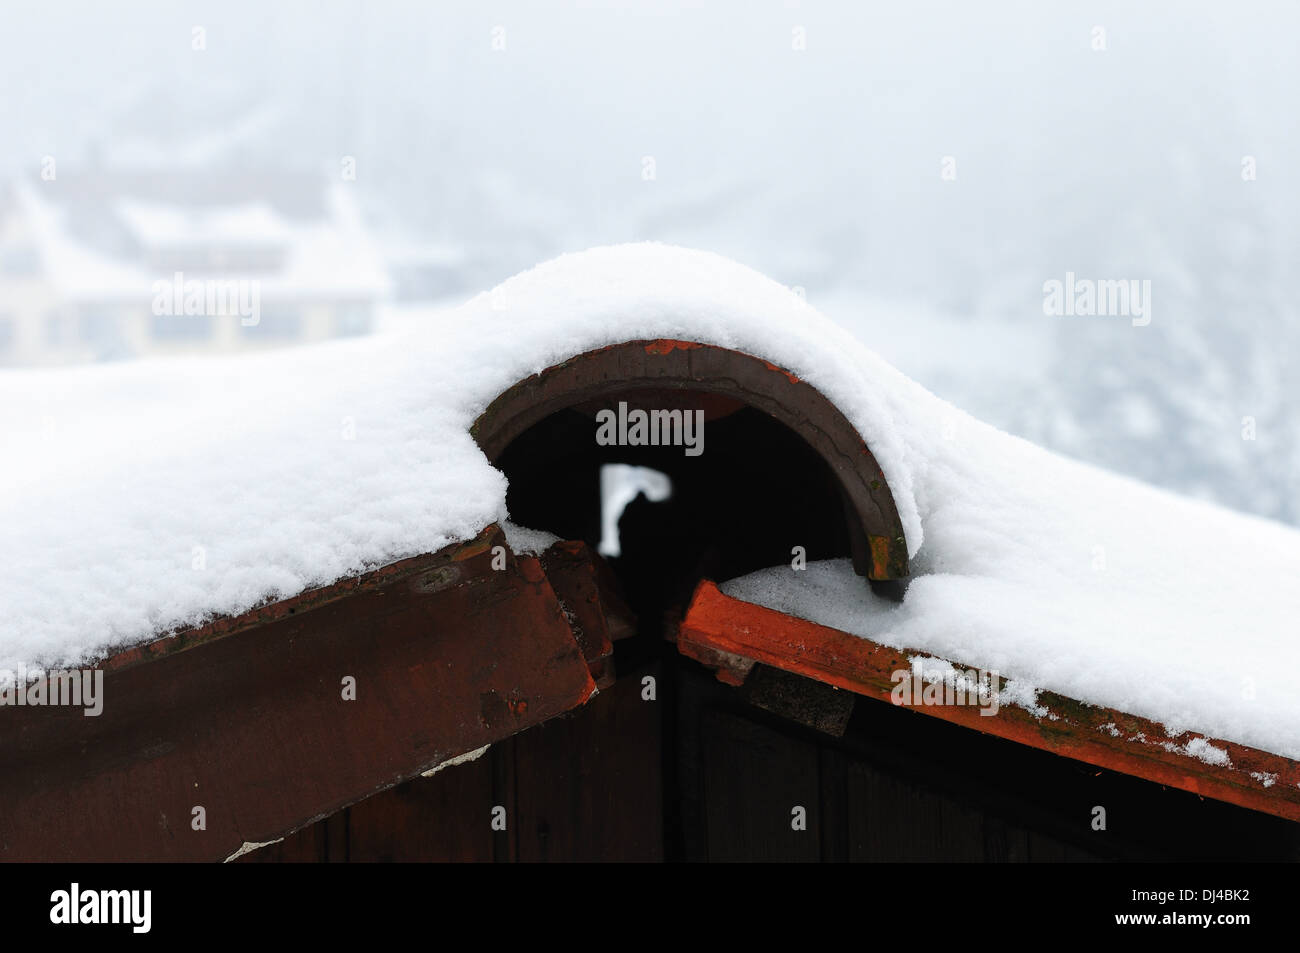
236,813 -> 346,863
345,749 -> 496,862
701,710 -> 821,862
512,668 -> 663,862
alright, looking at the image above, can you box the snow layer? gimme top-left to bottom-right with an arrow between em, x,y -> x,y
2,243 -> 1299,759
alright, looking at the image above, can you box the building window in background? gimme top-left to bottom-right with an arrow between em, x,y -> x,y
335,304 -> 372,337
44,311 -> 72,348
243,308 -> 302,339
78,308 -> 131,361
150,313 -> 215,342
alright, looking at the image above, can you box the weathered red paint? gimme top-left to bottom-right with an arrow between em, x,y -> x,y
760,358 -> 801,384
0,525 -> 597,862
678,580 -> 1300,824
540,540 -> 630,689
867,535 -> 893,580
644,339 -> 704,355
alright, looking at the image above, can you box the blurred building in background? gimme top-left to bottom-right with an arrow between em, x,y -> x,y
0,158 -> 390,366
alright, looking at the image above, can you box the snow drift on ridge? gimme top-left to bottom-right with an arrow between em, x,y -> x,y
1,243 -> 1299,760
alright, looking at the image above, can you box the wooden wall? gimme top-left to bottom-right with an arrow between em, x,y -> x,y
243,666 -> 663,862
244,659 -> 1300,862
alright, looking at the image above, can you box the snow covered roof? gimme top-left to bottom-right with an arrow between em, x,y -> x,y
14,183 -> 150,298
3,243 -> 1299,763
115,198 -> 295,247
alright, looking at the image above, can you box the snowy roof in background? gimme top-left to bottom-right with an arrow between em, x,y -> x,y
13,181 -> 391,300
115,198 -> 295,247
14,183 -> 148,298
2,243 -> 1299,761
